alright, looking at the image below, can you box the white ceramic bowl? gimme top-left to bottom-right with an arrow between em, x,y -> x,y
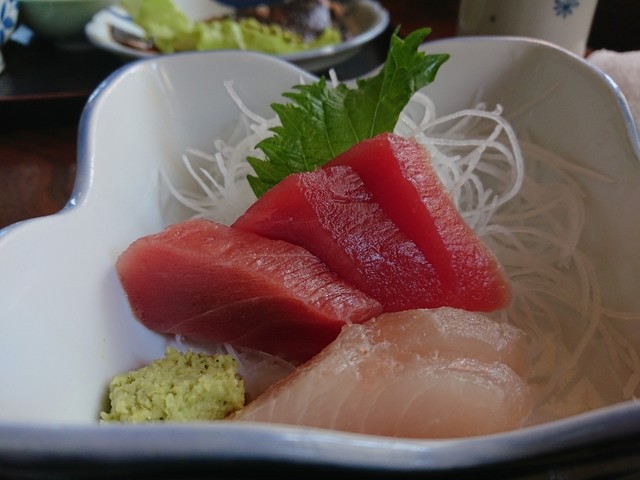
19,0 -> 118,43
0,37 -> 639,477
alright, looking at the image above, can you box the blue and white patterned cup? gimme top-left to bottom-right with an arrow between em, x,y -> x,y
457,0 -> 599,56
0,0 -> 19,74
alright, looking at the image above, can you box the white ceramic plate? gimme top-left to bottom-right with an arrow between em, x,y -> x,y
1,38 -> 640,477
84,0 -> 389,73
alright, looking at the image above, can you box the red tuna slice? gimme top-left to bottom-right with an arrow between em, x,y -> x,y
234,134 -> 509,312
234,165 -> 447,312
232,308 -> 533,438
116,219 -> 382,363
325,132 -> 510,312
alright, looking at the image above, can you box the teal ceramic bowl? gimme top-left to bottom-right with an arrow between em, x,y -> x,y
19,0 -> 117,43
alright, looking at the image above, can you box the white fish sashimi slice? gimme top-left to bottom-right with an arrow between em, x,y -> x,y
232,307 -> 533,438
374,307 -> 532,377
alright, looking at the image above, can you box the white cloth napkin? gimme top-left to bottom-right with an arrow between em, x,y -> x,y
587,49 -> 640,131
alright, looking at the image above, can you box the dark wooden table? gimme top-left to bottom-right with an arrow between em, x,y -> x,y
0,0 -> 638,230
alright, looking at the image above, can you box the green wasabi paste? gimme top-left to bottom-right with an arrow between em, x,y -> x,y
101,347 -> 245,422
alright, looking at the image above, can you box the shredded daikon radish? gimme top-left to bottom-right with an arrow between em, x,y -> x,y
163,80 -> 640,425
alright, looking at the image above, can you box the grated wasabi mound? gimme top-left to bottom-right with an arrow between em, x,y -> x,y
100,347 -> 245,422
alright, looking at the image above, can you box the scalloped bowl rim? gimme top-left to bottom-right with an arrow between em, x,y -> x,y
1,36 -> 639,472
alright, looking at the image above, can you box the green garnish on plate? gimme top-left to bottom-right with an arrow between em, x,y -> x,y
120,0 -> 342,54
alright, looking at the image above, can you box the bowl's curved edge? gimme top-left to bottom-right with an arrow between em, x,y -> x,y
84,6 -> 156,61
592,68 -> 640,159
422,35 -> 640,162
0,59 -> 136,241
1,401 -> 639,473
0,49 -> 317,241
0,59 -> 141,241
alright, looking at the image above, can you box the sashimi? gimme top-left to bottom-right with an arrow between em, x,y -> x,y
235,164 -> 446,311
365,307 -> 531,377
232,307 -> 533,438
116,219 -> 382,362
327,132 -> 510,311
234,133 -> 510,312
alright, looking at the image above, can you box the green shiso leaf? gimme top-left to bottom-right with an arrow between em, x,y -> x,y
247,27 -> 450,197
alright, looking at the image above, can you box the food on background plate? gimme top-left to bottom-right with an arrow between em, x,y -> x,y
101,347 -> 244,422
119,0 -> 344,55
233,308 -> 533,438
236,0 -> 346,42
